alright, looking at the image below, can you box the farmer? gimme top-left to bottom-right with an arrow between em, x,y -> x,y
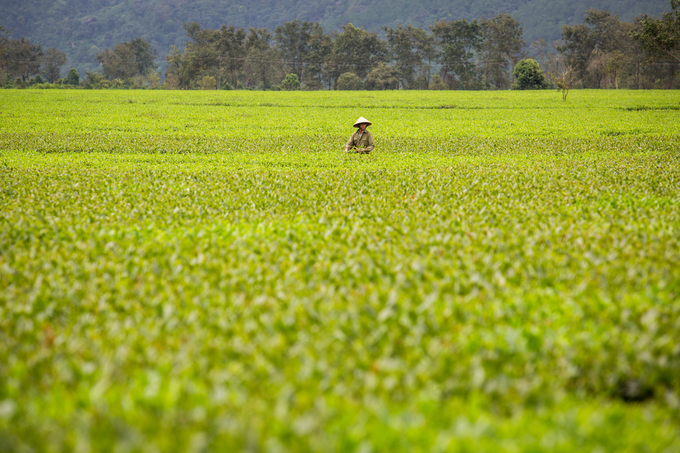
344,117 -> 374,154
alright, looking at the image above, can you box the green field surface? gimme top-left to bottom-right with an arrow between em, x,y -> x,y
1,90 -> 680,452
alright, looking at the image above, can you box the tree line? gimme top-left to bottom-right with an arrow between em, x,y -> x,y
1,1 -> 678,91
163,16 -> 542,90
0,25 -> 71,86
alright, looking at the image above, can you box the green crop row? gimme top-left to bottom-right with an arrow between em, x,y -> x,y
1,90 -> 680,139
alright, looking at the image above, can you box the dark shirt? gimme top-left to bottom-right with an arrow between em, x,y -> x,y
345,129 -> 374,152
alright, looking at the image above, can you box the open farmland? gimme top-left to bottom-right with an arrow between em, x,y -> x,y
1,90 -> 680,452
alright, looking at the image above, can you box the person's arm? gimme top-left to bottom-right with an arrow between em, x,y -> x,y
344,133 -> 355,152
364,132 -> 374,152
357,133 -> 374,153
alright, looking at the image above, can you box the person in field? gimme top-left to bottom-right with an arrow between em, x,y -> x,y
344,117 -> 374,154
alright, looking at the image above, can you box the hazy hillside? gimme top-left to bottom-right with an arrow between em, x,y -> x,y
0,0 -> 671,75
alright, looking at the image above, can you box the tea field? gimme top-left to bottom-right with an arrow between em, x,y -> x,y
1,90 -> 680,452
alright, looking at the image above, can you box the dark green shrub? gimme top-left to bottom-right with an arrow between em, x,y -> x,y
512,59 -> 549,90
65,68 -> 80,86
336,72 -> 364,90
279,73 -> 300,91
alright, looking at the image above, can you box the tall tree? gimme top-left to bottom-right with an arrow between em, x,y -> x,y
558,21 -> 594,82
274,20 -> 326,86
631,0 -> 680,63
215,25 -> 247,87
95,43 -> 137,79
584,10 -> 628,87
431,19 -> 481,89
164,45 -> 195,89
166,22 -> 247,89
244,27 -> 279,89
304,27 -> 332,89
275,20 -> 309,80
559,10 -> 628,87
621,20 -> 648,89
180,22 -> 220,87
0,25 -> 11,75
95,38 -> 157,80
41,48 -> 67,83
479,14 -> 525,89
128,37 -> 159,76
5,37 -> 43,81
383,25 -> 435,88
528,39 -> 557,73
605,50 -> 625,88
328,23 -> 387,87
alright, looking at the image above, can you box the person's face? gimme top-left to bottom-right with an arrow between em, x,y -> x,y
359,123 -> 367,131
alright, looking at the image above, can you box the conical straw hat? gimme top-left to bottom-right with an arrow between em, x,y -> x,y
353,117 -> 372,127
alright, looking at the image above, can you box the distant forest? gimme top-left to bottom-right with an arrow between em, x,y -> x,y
1,0 -> 678,90
0,0 -> 670,71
